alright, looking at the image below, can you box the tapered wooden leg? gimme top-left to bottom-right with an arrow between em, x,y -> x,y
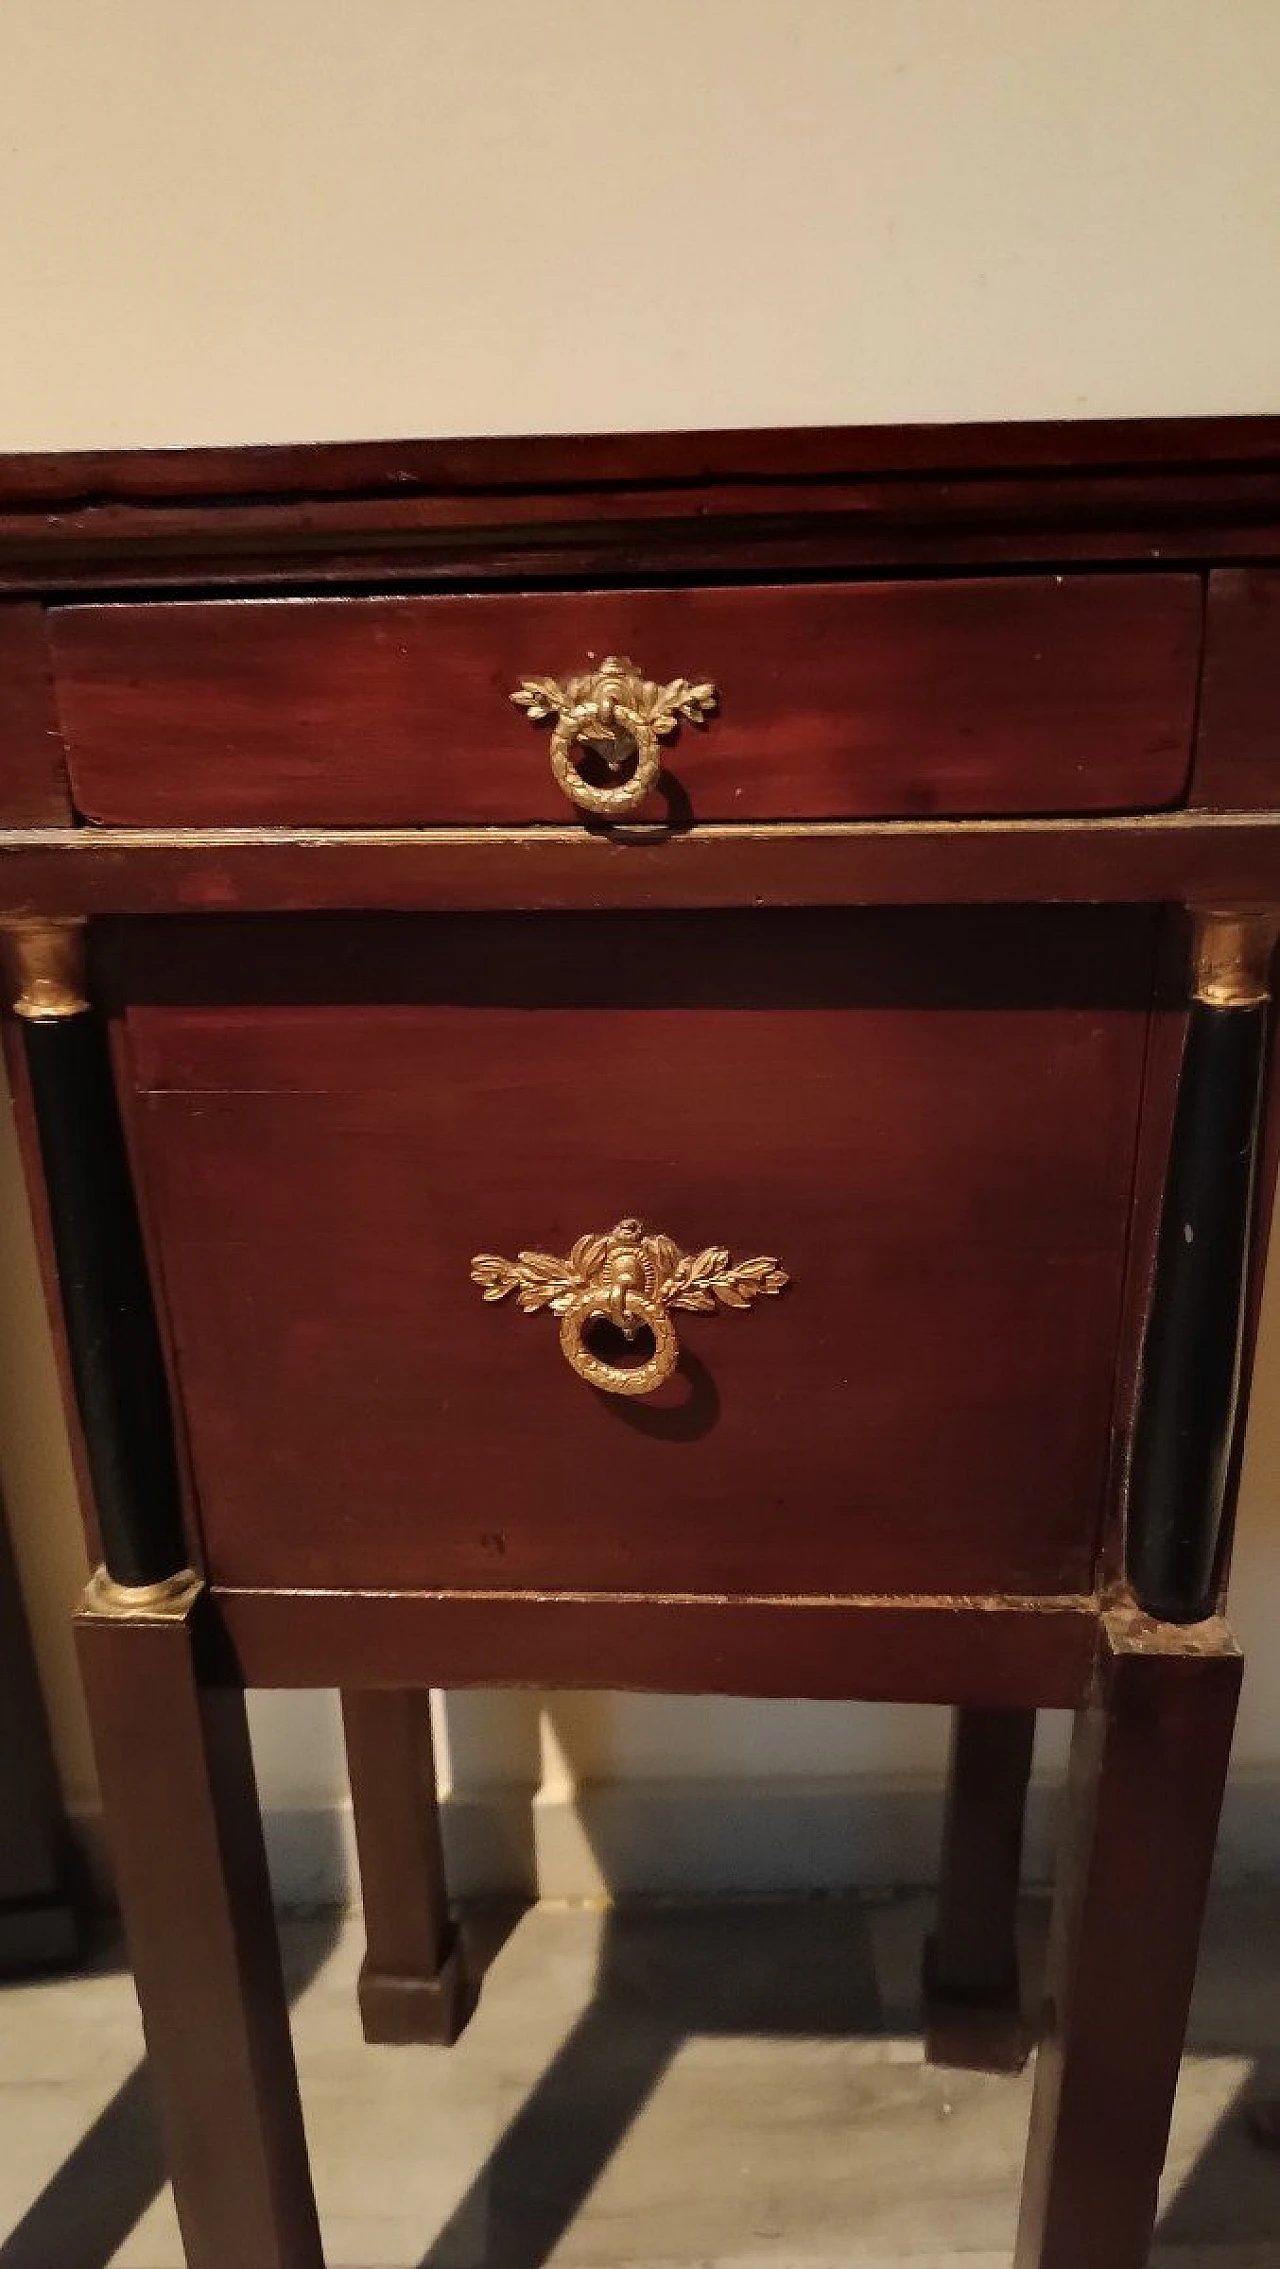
77,1576 -> 323,2269
341,1688 -> 468,2045
1014,1613 -> 1241,2269
924,1705 -> 1036,2070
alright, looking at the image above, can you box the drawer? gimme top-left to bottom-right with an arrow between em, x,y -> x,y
113,909 -> 1156,1600
53,576 -> 1200,827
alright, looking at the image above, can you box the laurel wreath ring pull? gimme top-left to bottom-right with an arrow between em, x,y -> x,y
470,1218 -> 788,1399
511,656 -> 718,818
557,1287 -> 680,1397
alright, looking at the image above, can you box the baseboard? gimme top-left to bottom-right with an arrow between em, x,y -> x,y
70,1764 -> 1280,1911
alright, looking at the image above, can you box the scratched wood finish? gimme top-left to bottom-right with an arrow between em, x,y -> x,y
0,604 -> 68,823
6,811 -> 1280,920
1192,570 -> 1280,809
215,1589 -> 1100,1710
108,908 -> 1157,1601
49,576 -> 1201,828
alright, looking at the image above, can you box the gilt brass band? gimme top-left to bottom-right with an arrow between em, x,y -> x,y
81,1564 -> 202,1620
2,914 -> 90,1020
1192,909 -> 1280,1009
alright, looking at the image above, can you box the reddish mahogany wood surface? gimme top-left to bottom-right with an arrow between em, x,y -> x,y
925,1705 -> 1037,2072
5,811 -> 1280,920
1093,918 -> 1190,1591
214,1588 -> 1099,1709
1,1022 -> 105,1562
51,577 -> 1200,828
76,1595 -> 322,2269
1015,1619 -> 1241,2269
111,909 -> 1157,1601
2,418 -> 1280,589
0,605 -> 69,824
340,1689 -> 467,2045
1193,571 -> 1280,809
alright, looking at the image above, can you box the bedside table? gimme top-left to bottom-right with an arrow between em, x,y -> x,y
2,419 -> 1279,2269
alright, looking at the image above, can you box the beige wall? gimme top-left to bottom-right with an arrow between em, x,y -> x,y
3,0 -> 1280,1891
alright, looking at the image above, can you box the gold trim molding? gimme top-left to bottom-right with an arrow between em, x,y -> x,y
1,915 -> 90,1019
1192,909 -> 1280,1009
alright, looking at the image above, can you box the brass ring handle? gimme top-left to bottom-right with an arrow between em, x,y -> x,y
558,1287 -> 680,1397
471,1217 -> 788,1399
511,656 -> 717,818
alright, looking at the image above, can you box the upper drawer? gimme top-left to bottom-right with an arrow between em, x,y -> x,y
49,575 -> 1201,828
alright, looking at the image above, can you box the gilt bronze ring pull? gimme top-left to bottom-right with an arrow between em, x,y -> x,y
511,656 -> 717,818
470,1217 -> 787,1398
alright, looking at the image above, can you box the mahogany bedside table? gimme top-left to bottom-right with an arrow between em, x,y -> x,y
2,419 -> 1279,2269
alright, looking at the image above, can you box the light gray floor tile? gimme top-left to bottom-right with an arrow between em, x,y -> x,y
2,1893 -> 1280,2266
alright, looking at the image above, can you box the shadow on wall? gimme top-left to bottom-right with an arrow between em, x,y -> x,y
437,1685 -> 1017,1903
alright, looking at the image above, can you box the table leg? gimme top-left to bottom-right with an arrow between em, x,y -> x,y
924,1704 -> 1036,2070
341,1688 -> 468,2044
1014,1612 -> 1240,2269
77,1574 -> 323,2269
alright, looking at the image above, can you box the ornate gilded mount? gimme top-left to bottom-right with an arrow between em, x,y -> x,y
471,1217 -> 787,1398
511,655 -> 717,818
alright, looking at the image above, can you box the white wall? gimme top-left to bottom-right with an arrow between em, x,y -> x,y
3,0 -> 1280,1899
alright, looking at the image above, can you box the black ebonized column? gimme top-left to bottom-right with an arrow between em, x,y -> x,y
1128,912 -> 1277,1623
6,920 -> 188,1588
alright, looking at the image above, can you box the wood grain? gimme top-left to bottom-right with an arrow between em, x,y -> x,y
341,1689 -> 468,2045
1,417 -> 1279,589
1015,1613 -> 1241,2269
50,576 -> 1200,829
0,605 -> 69,823
3,412 -> 1274,2269
76,1587 -> 321,2269
924,1706 -> 1036,2072
113,908 -> 1157,1602
1193,570 -> 1280,808
5,810 -> 1280,918
216,1588 -> 1099,1709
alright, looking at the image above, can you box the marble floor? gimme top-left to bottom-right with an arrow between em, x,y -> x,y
1,1891 -> 1279,2268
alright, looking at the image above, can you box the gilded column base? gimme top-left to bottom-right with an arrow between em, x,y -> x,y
1,915 -> 90,1020
80,1565 -> 203,1621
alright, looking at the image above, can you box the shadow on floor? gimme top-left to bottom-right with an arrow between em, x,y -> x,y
0,1911 -> 343,2269
419,1891 -> 1280,2269
419,1897 -> 891,2269
6,1893 -> 1280,2268
1158,2070 -> 1280,2254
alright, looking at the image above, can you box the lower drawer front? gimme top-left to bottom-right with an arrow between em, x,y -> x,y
116,910 -> 1155,1598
